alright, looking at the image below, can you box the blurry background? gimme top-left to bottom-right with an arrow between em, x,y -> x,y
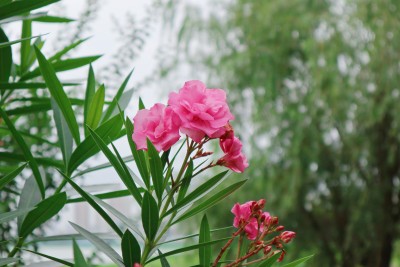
2,0 -> 400,266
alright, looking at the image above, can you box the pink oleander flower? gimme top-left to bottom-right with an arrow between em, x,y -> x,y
132,103 -> 181,152
168,80 -> 234,142
133,264 -> 142,267
280,231 -> 296,243
231,201 -> 260,240
218,134 -> 249,173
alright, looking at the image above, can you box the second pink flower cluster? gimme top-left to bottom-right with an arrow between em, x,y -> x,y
132,80 -> 248,173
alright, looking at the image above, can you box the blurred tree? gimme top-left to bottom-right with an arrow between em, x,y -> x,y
163,0 -> 400,266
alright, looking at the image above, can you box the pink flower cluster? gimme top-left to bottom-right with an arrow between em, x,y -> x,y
231,199 -> 296,262
132,80 -> 248,173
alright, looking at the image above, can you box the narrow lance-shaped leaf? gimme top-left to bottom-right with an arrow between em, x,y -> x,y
177,159 -> 193,202
0,27 -> 12,82
158,250 -> 171,267
102,69 -> 134,122
73,239 -> 89,267
84,64 -> 95,137
147,139 -> 164,202
0,163 -> 27,190
125,117 -> 150,188
257,252 -> 282,267
121,229 -> 141,267
18,176 -> 41,231
174,180 -> 247,224
281,254 -> 314,267
86,84 -> 105,130
49,37 -> 89,62
0,0 -> 60,21
51,98 -> 72,169
23,249 -> 73,266
20,192 -> 67,238
70,222 -> 124,267
59,171 -> 123,238
142,191 -> 159,241
68,114 -> 123,174
199,215 -> 211,267
34,46 -> 80,144
0,107 -> 45,198
0,208 -> 33,224
0,258 -> 20,266
20,19 -> 32,74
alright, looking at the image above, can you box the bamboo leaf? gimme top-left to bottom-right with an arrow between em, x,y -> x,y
0,162 -> 27,190
142,191 -> 159,241
20,192 -> 67,238
34,46 -> 81,144
70,222 -> 124,267
121,229 -> 141,267
0,106 -> 45,198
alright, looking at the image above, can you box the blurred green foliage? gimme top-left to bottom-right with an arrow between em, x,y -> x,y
166,0 -> 400,266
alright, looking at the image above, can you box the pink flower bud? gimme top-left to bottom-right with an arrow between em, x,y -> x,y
280,231 -> 296,243
277,250 -> 286,262
264,245 -> 272,255
276,225 -> 285,231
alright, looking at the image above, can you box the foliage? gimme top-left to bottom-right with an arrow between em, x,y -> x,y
161,0 -> 400,266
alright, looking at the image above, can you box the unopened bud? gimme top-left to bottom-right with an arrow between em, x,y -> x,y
277,250 -> 286,262
264,245 -> 272,255
270,216 -> 279,225
276,225 -> 285,231
280,231 -> 296,243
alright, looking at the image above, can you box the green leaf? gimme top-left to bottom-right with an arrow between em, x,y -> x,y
125,117 -> 150,188
0,126 -> 57,146
102,69 -> 134,122
0,208 -> 33,224
91,195 -> 144,239
0,0 -> 60,21
147,238 -> 230,264
21,55 -> 101,81
68,114 -> 123,173
0,27 -> 12,82
158,250 -> 171,267
72,155 -> 133,177
0,81 -> 78,90
73,239 -> 89,267
257,252 -> 282,267
0,258 -> 19,266
0,162 -> 27,190
27,233 -> 118,244
84,64 -> 95,137
24,249 -> 73,266
0,11 -> 47,24
20,192 -> 67,238
0,152 -> 63,168
147,139 -> 164,202
70,222 -> 124,267
142,191 -> 159,241
51,98 -> 72,169
33,15 -> 74,23
0,34 -> 45,49
177,160 -> 193,202
60,171 -> 123,238
281,255 -> 314,267
199,215 -> 211,267
49,37 -> 89,63
17,176 -> 41,231
0,106 -> 45,198
34,46 -> 81,144
165,171 -> 229,217
87,84 -> 105,130
174,180 -> 247,224
67,189 -> 131,203
139,97 -> 145,110
87,127 -> 142,205
121,229 -> 141,267
20,19 -> 32,74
